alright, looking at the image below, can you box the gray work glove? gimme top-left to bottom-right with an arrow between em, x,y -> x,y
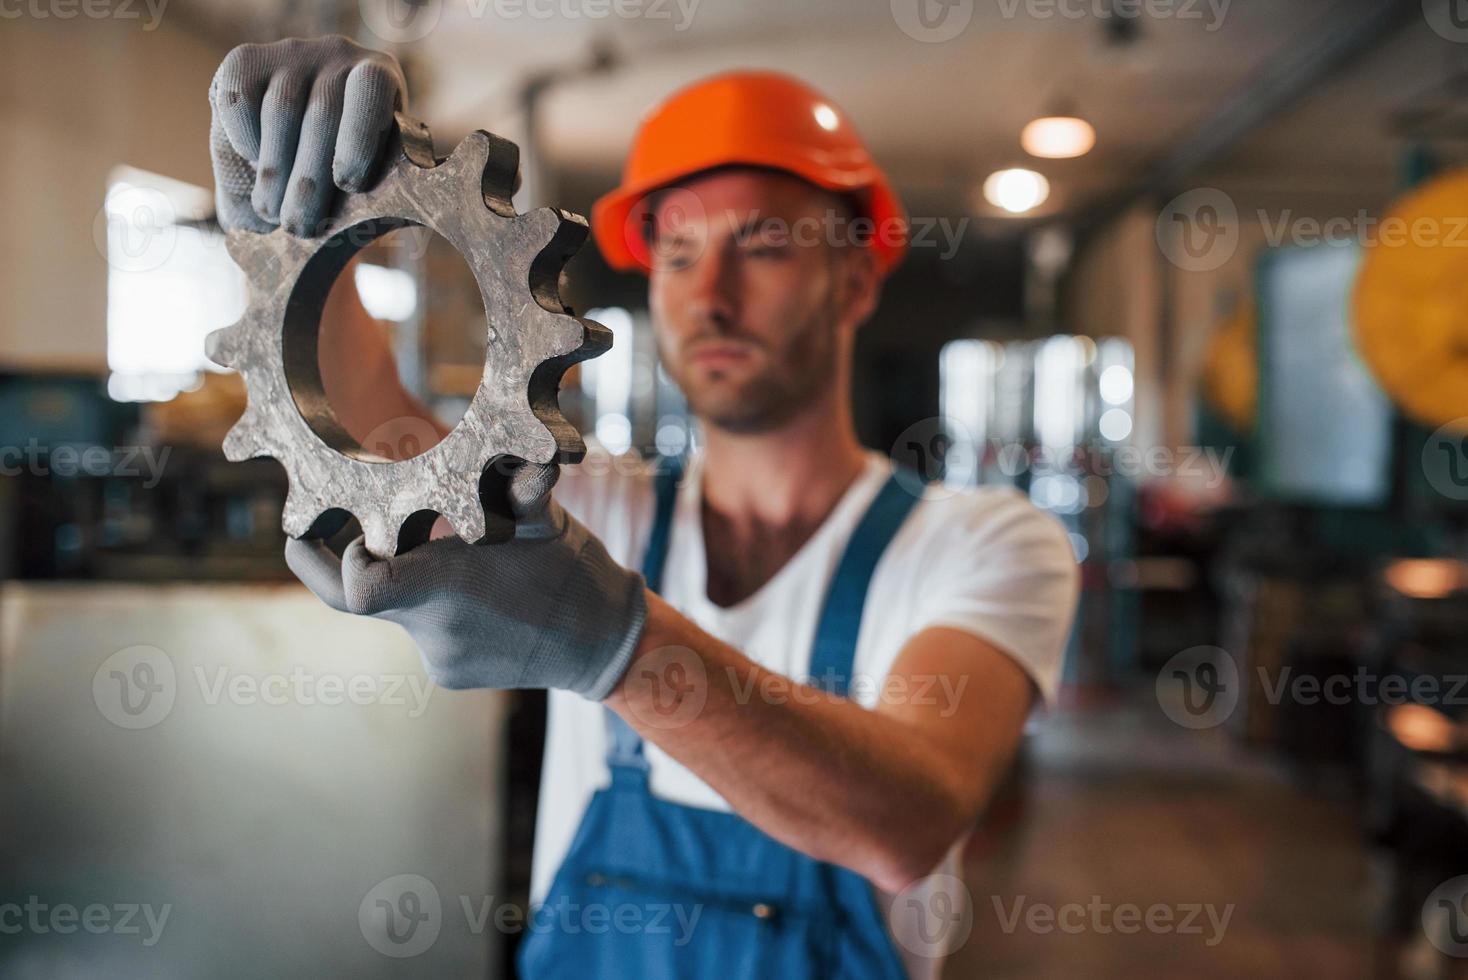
209,35 -> 405,236
283,462 -> 649,701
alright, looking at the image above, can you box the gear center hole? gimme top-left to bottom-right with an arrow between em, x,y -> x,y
284,222 -> 490,462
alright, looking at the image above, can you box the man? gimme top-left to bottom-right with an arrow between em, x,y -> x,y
208,35 -> 1078,978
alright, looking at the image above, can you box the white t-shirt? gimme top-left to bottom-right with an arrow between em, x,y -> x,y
530,449 -> 1079,978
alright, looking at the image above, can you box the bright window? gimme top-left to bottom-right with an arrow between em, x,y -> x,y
104,166 -> 246,402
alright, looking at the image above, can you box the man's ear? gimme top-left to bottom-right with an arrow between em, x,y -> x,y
837,246 -> 883,332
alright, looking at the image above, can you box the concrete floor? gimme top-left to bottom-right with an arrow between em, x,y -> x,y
945,691 -> 1374,979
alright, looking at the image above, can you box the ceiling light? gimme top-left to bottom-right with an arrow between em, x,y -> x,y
1022,115 -> 1096,159
982,169 -> 1050,214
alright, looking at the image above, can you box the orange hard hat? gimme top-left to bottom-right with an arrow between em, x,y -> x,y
592,70 -> 908,276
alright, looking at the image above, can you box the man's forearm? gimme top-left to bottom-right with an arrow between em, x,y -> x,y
318,259 -> 446,456
604,591 -> 1009,894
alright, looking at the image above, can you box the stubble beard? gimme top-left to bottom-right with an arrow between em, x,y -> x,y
665,309 -> 840,436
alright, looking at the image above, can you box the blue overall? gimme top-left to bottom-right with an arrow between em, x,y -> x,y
518,462 -> 920,979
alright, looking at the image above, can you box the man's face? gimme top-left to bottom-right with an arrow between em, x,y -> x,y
645,168 -> 878,434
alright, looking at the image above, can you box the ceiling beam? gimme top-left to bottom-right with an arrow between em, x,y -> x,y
1074,0 -> 1423,236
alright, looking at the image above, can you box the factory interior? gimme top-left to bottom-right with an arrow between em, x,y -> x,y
4,0 -> 1468,977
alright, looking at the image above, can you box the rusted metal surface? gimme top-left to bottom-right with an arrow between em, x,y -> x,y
207,114 -> 607,557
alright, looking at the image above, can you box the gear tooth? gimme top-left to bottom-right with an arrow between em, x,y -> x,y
449,505 -> 485,545
222,420 -> 265,461
501,410 -> 560,463
445,129 -> 518,205
520,208 -> 589,314
225,230 -> 268,266
517,207 -> 563,246
445,130 -> 491,175
575,311 -> 613,358
361,515 -> 396,560
280,489 -> 318,538
518,207 -> 590,266
392,112 -> 434,168
527,306 -> 595,360
205,322 -> 243,367
226,231 -> 292,286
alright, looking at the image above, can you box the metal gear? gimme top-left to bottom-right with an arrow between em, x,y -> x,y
206,114 -> 608,558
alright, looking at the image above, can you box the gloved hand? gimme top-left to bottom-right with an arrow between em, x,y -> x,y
284,461 -> 649,701
209,35 -> 405,236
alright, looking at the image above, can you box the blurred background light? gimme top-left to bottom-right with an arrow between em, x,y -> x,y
594,412 -> 632,455
105,167 -> 244,403
655,416 -> 689,457
1021,115 -> 1096,159
353,263 -> 419,322
1099,407 -> 1133,442
1098,364 -> 1135,405
982,168 -> 1050,214
582,306 -> 635,454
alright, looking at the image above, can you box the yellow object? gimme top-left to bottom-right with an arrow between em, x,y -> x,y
1201,304 -> 1257,434
1353,170 -> 1468,432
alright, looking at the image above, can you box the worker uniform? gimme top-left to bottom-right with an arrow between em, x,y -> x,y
522,449 -> 1079,978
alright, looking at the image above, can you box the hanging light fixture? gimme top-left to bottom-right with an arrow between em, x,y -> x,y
981,168 -> 1050,214
1021,113 -> 1096,159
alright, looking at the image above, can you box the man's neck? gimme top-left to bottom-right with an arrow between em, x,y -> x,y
698,391 -> 869,530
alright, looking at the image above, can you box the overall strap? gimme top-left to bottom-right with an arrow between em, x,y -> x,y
604,458 -> 683,770
641,456 -> 683,594
806,470 -> 920,697
604,461 -> 922,769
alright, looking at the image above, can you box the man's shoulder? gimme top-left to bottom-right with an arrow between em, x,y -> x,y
905,480 -> 1071,554
867,470 -> 1080,706
892,479 -> 1079,598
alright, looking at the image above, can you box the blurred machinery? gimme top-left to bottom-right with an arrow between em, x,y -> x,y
1352,168 -> 1468,973
1201,302 -> 1256,439
0,371 -> 291,582
1185,162 -> 1468,972
1354,169 -> 1468,435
